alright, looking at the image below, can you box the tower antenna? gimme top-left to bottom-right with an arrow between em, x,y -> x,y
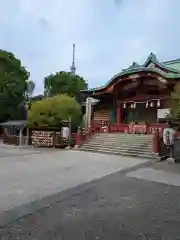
70,44 -> 76,75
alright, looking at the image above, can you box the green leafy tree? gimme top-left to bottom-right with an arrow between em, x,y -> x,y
31,94 -> 44,102
170,83 -> 180,127
0,50 -> 30,122
44,71 -> 87,101
28,94 -> 82,129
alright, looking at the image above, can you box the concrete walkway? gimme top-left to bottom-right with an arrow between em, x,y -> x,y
0,148 -> 148,214
127,160 -> 180,187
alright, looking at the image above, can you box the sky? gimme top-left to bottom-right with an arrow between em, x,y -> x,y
0,0 -> 180,95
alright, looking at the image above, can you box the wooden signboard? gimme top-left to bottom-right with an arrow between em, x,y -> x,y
32,131 -> 54,147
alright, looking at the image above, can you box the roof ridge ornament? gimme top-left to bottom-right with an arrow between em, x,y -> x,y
132,61 -> 140,67
123,61 -> 141,71
149,52 -> 157,61
148,62 -> 155,68
145,52 -> 159,68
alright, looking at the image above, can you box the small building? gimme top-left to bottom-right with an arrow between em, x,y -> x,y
0,120 -> 28,145
81,53 -> 180,133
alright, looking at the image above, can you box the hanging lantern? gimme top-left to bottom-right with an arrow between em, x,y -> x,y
130,103 -> 134,108
146,101 -> 149,108
157,100 -> 160,107
150,101 -> 154,107
133,102 -> 136,108
123,103 -> 126,109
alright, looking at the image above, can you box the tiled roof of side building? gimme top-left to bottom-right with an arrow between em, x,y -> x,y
163,58 -> 180,65
82,53 -> 180,93
163,58 -> 180,72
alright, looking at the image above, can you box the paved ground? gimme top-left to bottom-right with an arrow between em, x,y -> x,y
1,164 -> 180,239
151,160 -> 180,173
127,160 -> 180,186
0,144 -> 41,158
0,145 -> 148,221
1,145 -> 180,239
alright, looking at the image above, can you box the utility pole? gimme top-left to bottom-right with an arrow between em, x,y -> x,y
70,44 -> 76,75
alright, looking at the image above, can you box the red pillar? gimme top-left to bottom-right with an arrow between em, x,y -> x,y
153,130 -> 159,153
116,103 -> 122,124
75,127 -> 81,148
88,125 -> 92,137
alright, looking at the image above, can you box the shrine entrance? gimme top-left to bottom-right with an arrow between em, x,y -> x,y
114,74 -> 170,124
124,103 -> 158,124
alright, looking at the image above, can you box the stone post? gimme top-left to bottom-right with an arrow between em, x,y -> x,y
19,128 -> 23,146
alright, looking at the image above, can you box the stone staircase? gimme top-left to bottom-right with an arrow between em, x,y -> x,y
79,133 -> 158,159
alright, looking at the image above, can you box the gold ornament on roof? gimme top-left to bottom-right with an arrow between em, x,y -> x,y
157,76 -> 167,83
129,74 -> 139,81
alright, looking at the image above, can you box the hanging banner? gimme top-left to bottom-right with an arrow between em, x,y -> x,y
157,108 -> 170,119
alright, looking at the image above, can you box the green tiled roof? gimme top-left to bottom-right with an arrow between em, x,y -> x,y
144,52 -> 180,73
122,62 -> 141,71
82,53 -> 180,93
0,120 -> 27,127
164,59 -> 180,72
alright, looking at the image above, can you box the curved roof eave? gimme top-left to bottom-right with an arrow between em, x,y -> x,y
143,57 -> 180,74
81,67 -> 180,93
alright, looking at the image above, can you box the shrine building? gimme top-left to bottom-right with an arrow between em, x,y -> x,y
81,53 -> 180,133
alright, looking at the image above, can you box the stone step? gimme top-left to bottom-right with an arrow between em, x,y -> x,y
92,134 -> 152,139
87,136 -> 152,140
92,136 -> 153,141
83,139 -> 152,146
85,140 -> 153,145
80,145 -> 154,154
78,148 -> 157,160
93,135 -> 152,139
93,133 -> 153,138
94,133 -> 152,136
80,133 -> 155,159
82,144 -> 153,152
83,141 -> 153,147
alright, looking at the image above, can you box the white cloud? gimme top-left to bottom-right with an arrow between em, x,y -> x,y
0,0 -> 180,93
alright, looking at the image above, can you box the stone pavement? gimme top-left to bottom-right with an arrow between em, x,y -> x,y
1,145 -> 180,239
127,160 -> 180,187
1,165 -> 180,239
151,160 -> 180,174
0,143 -> 56,158
0,146 -> 148,224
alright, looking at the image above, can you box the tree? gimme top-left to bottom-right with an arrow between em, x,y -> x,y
31,94 -> 44,102
0,50 -> 30,122
28,94 -> 82,129
44,71 -> 87,101
170,83 -> 180,128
